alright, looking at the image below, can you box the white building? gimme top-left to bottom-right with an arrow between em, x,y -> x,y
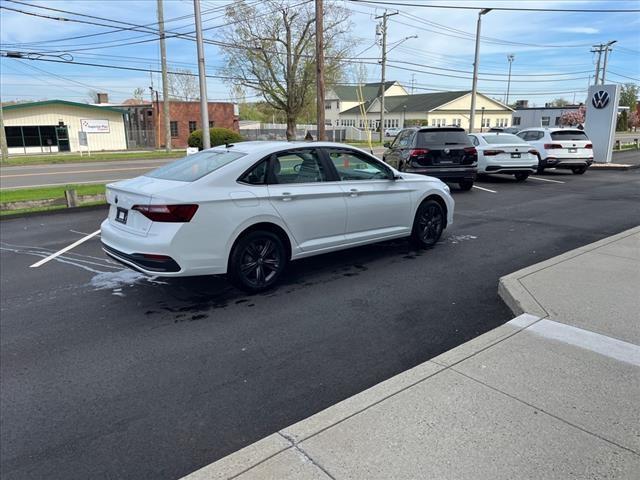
511,105 -> 582,129
3,100 -> 127,154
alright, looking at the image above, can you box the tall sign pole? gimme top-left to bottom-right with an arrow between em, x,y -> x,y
601,40 -> 617,84
469,8 -> 491,133
194,0 -> 211,149
157,0 -> 172,151
315,0 -> 326,141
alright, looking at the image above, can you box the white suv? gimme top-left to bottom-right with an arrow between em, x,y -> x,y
517,128 -> 593,174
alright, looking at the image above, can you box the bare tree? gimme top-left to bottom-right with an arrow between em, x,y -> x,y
220,0 -> 351,139
167,69 -> 200,101
132,87 -> 146,101
87,90 -> 100,103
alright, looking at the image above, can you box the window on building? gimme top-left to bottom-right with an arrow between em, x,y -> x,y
170,121 -> 179,137
512,116 -> 521,126
325,102 -> 332,110
188,121 -> 197,133
554,116 -> 561,126
541,116 -> 551,126
209,121 -> 215,128
4,125 -> 60,149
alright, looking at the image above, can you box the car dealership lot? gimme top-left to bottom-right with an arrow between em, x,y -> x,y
1,169 -> 639,480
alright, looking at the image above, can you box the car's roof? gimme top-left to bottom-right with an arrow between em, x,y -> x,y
207,141 -> 368,155
474,132 -> 519,137
518,127 -> 583,132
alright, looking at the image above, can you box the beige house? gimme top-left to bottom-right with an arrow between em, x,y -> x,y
3,100 -> 127,154
337,89 -> 513,132
324,81 -> 408,127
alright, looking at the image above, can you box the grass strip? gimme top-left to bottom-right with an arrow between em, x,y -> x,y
3,150 -> 186,166
0,183 -> 106,203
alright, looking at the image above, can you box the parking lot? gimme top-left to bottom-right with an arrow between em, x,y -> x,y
1,168 -> 639,479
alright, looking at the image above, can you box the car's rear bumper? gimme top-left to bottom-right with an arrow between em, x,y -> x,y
541,157 -> 593,169
484,165 -> 537,174
102,243 -> 181,273
403,166 -> 477,182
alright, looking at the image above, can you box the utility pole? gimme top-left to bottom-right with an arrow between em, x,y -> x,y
411,73 -> 416,94
376,10 -> 398,142
591,43 -> 604,85
157,0 -> 172,151
193,0 -> 210,149
469,8 -> 491,133
315,0 -> 326,141
601,40 -> 617,84
505,54 -> 514,106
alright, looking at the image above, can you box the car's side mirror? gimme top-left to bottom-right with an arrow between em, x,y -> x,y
383,142 -> 391,148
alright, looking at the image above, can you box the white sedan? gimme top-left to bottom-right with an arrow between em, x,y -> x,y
101,141 -> 454,292
385,127 -> 402,137
468,133 -> 539,181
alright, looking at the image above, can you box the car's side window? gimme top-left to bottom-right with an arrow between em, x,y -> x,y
238,160 -> 268,185
271,149 -> 328,184
469,135 -> 479,146
398,131 -> 413,148
327,149 -> 392,181
391,131 -> 406,148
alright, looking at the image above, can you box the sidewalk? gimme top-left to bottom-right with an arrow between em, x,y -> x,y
184,227 -> 640,480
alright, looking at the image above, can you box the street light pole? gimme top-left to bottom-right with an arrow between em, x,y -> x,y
193,0 -> 210,149
315,0 -> 326,141
157,0 -> 172,151
505,54 -> 514,106
469,8 -> 491,133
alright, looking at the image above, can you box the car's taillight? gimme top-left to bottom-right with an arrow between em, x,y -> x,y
409,148 -> 429,157
528,149 -> 539,156
585,143 -> 593,149
483,149 -> 504,156
464,147 -> 477,155
544,143 -> 563,149
132,204 -> 199,222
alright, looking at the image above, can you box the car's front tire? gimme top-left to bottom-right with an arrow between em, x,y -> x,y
572,166 -> 587,174
411,199 -> 445,249
228,231 -> 288,293
458,180 -> 474,191
514,172 -> 529,182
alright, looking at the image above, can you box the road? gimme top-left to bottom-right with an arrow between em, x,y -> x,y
1,168 -> 639,479
1,148 -> 637,189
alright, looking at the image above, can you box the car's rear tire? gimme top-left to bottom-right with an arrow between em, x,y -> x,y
458,180 -> 474,191
514,172 -> 529,182
536,166 -> 545,174
228,230 -> 287,293
572,166 -> 587,174
411,199 -> 445,249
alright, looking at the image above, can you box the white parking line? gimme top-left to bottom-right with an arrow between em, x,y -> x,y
472,185 -> 497,193
29,230 -> 101,268
529,176 -> 565,184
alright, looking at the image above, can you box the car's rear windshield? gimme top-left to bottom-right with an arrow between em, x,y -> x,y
483,134 -> 526,144
550,130 -> 589,141
417,129 -> 471,147
146,149 -> 245,182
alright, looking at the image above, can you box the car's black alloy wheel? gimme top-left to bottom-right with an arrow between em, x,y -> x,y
514,172 -> 529,182
229,231 -> 287,293
412,200 -> 444,248
572,166 -> 587,174
458,180 -> 474,191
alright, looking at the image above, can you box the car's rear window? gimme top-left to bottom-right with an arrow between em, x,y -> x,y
146,149 -> 245,182
417,129 -> 471,147
483,134 -> 526,144
550,130 -> 588,141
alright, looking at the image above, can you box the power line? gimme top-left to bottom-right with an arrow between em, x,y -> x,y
348,0 -> 640,13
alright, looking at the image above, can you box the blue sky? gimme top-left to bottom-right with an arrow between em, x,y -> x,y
1,0 -> 638,107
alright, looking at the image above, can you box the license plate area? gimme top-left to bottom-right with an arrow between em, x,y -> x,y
115,207 -> 129,224
511,153 -> 521,158
568,148 -> 577,153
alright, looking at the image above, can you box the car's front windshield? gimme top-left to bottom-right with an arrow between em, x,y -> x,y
146,149 -> 246,182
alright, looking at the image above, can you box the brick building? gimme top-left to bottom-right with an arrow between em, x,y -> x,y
154,101 -> 239,149
94,95 -> 239,149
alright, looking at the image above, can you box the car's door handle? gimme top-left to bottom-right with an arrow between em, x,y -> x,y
348,188 -> 359,197
281,192 -> 293,201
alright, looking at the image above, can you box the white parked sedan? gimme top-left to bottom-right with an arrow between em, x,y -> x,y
101,141 -> 454,292
468,133 -> 539,181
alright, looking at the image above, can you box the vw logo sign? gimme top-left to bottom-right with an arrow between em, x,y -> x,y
591,90 -> 610,109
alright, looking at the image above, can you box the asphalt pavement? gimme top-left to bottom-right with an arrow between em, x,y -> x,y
1,168 -> 639,479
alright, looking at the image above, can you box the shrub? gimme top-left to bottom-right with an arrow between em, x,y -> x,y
187,127 -> 243,149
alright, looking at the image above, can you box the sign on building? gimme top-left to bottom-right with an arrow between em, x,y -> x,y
584,84 -> 620,164
80,119 -> 110,133
78,131 -> 88,146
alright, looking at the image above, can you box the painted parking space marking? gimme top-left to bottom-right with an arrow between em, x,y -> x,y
30,229 -> 101,268
472,185 -> 497,193
529,176 -> 565,184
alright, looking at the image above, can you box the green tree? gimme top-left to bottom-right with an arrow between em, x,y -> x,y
220,0 -> 352,140
616,110 -> 629,132
548,98 -> 570,107
619,83 -> 638,113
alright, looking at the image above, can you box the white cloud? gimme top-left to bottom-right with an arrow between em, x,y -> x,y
554,27 -> 600,34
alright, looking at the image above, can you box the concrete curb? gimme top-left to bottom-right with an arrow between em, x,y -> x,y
181,313 -> 542,480
498,226 -> 640,317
